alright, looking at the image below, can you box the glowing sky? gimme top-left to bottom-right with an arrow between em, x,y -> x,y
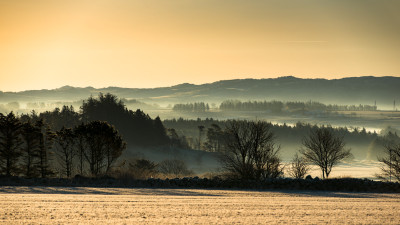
1,0 -> 399,91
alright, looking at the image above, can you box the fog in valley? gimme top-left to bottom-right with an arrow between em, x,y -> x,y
2,1 -> 400,223
1,77 -> 399,180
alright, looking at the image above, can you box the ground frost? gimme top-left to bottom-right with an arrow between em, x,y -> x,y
0,187 -> 399,224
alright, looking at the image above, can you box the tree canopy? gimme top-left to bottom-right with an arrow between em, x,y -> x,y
220,120 -> 282,180
300,127 -> 352,179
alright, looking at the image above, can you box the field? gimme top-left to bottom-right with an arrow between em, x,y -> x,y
1,187 -> 400,224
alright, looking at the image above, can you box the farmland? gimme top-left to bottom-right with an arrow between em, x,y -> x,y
1,187 -> 399,224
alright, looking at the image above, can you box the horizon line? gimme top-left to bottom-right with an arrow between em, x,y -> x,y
1,75 -> 398,93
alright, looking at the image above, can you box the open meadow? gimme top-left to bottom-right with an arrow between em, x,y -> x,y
0,186 -> 399,224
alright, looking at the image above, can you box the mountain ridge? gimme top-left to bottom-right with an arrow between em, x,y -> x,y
1,76 -> 399,108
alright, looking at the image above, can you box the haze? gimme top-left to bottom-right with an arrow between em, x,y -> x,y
1,0 -> 399,92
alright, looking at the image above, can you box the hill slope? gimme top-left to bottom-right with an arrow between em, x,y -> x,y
1,76 -> 399,108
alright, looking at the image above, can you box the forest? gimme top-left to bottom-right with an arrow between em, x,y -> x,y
0,93 -> 187,178
172,100 -> 377,114
0,93 -> 399,183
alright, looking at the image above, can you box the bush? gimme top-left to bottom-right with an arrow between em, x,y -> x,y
288,153 -> 310,179
157,159 -> 193,177
129,159 -> 158,179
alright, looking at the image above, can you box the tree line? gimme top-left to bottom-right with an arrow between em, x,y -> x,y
0,112 -> 125,177
214,120 -> 398,181
172,102 -> 210,113
172,100 -> 378,113
220,100 -> 378,112
164,118 -> 400,181
0,93 -> 187,178
163,118 -> 380,152
27,93 -> 175,147
1,93 -> 398,182
219,120 -> 351,180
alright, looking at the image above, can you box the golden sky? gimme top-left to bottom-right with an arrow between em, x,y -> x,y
1,0 -> 399,92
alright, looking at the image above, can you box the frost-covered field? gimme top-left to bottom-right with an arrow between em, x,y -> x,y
1,187 -> 399,224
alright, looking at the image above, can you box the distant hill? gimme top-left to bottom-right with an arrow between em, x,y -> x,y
1,76 -> 399,109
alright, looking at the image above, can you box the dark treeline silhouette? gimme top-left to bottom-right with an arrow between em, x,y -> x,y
163,118 -> 220,150
170,100 -> 378,116
2,105 -> 400,182
220,100 -> 284,113
0,111 -> 126,177
80,93 -> 170,147
0,93 -> 190,178
171,100 -> 378,113
164,117 -> 400,181
2,92 -> 399,182
220,100 -> 377,112
21,93 -> 172,148
163,118 -> 382,153
173,102 -> 210,113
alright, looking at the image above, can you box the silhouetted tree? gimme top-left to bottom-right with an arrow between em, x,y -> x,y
197,125 -> 205,150
167,128 -> 180,147
103,125 -> 126,173
74,123 -> 88,175
220,120 -> 282,180
288,153 -> 310,179
376,134 -> 400,182
58,105 -> 80,128
300,127 -> 351,179
157,159 -> 193,177
20,110 -> 39,124
153,116 -> 169,146
55,127 -> 76,177
0,112 -> 23,176
21,121 -> 40,177
39,105 -> 80,130
166,128 -> 191,149
377,143 -> 400,182
205,124 -> 225,152
35,119 -> 56,178
129,159 -> 157,179
81,93 -> 169,147
82,121 -> 126,176
81,93 -> 126,124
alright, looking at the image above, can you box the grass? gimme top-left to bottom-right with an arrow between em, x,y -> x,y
1,186 -> 400,224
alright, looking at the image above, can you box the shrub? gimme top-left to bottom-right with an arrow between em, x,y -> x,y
157,159 -> 193,177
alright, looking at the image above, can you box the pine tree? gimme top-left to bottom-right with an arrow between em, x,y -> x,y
21,121 -> 40,177
0,112 -> 23,176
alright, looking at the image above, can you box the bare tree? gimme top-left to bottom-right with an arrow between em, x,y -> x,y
157,159 -> 193,177
377,143 -> 400,182
220,120 -> 282,180
300,127 -> 351,179
288,153 -> 310,179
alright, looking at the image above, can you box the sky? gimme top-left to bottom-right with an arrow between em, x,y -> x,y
0,0 -> 399,92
